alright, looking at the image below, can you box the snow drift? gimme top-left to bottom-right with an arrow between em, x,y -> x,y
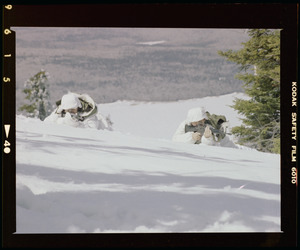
16,93 -> 280,233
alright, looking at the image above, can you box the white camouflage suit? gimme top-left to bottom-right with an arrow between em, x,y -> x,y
172,107 -> 237,147
44,92 -> 111,130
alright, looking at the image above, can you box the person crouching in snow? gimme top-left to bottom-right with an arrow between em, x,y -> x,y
172,107 -> 235,147
44,92 -> 112,130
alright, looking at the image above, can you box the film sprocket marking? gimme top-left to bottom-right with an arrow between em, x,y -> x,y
3,5 -> 13,155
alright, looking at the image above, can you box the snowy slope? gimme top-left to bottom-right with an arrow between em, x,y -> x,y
16,93 -> 280,233
98,92 -> 249,140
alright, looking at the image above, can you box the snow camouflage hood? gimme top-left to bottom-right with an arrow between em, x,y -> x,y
56,93 -> 98,120
58,93 -> 82,111
185,107 -> 207,124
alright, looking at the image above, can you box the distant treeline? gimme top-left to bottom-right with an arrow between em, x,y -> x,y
15,28 -> 247,106
46,46 -> 243,103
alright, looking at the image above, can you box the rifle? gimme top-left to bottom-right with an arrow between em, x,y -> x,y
60,110 -> 85,121
185,121 -> 230,143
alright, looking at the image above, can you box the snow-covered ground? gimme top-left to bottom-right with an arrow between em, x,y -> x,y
16,93 -> 281,233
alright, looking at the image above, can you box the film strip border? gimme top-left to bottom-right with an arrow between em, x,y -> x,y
3,5 -> 14,155
2,4 -> 17,238
1,3 -> 298,248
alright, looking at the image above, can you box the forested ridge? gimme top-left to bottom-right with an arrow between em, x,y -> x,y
14,28 -> 248,107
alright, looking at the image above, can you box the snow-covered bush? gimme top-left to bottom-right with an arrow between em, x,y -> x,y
19,70 -> 51,121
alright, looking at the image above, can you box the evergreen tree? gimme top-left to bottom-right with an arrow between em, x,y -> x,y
19,70 -> 51,121
218,29 -> 280,153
